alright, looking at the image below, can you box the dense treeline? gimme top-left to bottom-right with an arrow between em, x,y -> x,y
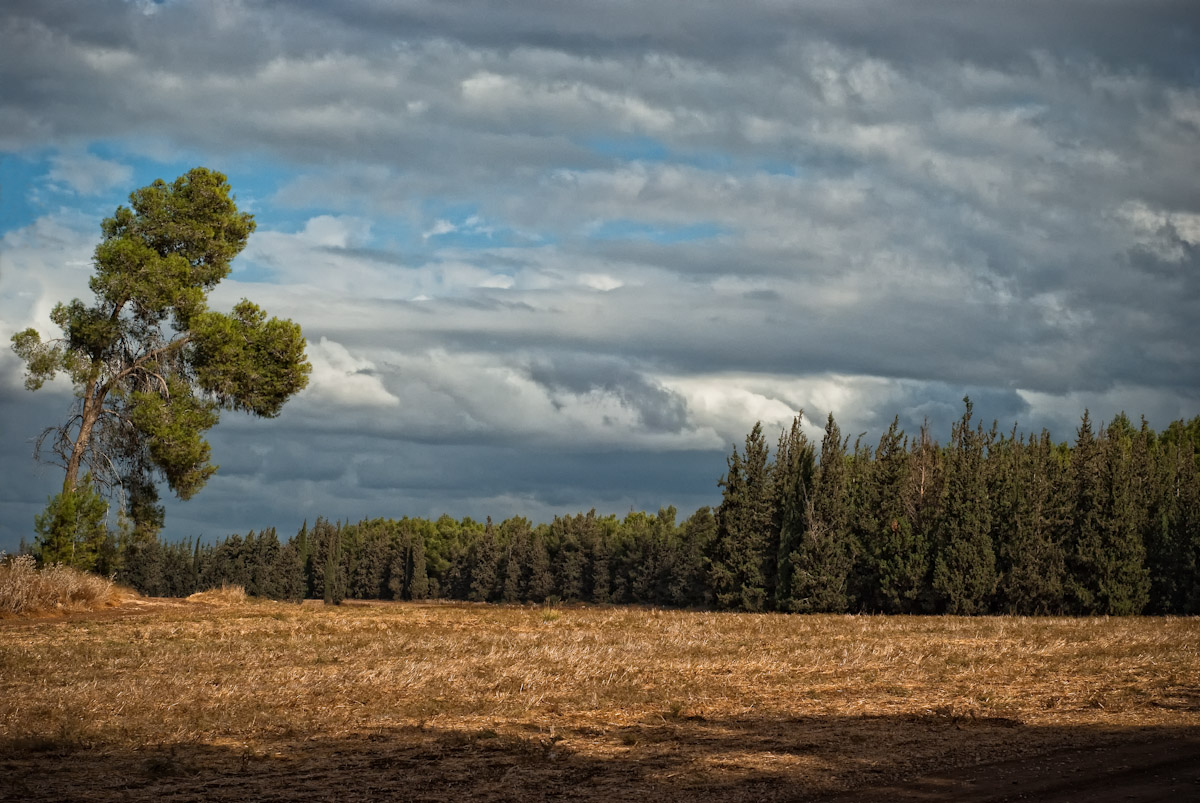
53,401 -> 1200,615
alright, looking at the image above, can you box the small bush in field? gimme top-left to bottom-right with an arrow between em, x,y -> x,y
185,583 -> 248,605
0,554 -> 122,616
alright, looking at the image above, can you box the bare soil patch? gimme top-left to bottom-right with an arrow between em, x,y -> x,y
2,600 -> 1197,801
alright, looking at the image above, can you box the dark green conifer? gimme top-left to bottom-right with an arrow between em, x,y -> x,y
469,518 -> 501,602
710,422 -> 775,610
858,419 -> 926,613
788,413 -> 853,612
1065,413 -> 1150,614
997,431 -> 1068,614
932,399 -> 997,613
526,528 -> 555,602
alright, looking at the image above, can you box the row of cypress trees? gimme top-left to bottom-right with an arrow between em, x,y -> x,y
713,402 -> 1199,615
114,400 -> 1200,615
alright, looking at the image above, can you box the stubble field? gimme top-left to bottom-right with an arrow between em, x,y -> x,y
2,597 -> 1198,801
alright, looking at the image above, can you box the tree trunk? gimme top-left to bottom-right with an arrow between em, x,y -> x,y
62,377 -> 103,495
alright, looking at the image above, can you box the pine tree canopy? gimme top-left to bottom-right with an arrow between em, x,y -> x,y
10,168 -> 311,565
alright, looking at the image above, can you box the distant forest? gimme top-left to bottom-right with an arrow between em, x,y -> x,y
97,400 -> 1200,615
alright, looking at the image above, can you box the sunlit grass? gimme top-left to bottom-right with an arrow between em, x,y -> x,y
2,599 -> 1197,799
0,555 -> 127,616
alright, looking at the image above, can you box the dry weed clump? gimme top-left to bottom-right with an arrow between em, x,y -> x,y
0,554 -> 124,616
185,583 -> 248,605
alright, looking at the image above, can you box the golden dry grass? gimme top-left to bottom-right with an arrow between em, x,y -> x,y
0,555 -> 128,617
1,601 -> 1198,801
185,583 -> 248,605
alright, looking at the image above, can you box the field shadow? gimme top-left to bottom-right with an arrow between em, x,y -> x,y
3,714 -> 1198,802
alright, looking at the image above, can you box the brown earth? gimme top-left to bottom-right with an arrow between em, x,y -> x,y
4,722 -> 1197,801
2,599 -> 1197,802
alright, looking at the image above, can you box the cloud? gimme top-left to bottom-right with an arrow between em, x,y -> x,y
304,336 -> 400,409
0,212 -> 96,361
1,0 -> 1198,550
43,152 -> 132,195
422,219 -> 456,239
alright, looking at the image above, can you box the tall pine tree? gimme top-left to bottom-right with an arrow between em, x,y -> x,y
931,399 -> 997,614
710,422 -> 775,610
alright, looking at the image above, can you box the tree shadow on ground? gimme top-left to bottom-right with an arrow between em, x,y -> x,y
3,714 -> 1198,802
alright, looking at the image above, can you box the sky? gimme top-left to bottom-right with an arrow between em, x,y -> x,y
1,1 -> 1198,552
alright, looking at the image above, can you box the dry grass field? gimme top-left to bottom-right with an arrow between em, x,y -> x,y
2,597 -> 1198,801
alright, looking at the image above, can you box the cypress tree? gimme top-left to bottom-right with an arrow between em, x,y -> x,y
998,431 -> 1068,614
315,519 -> 344,605
1145,421 -> 1200,612
772,414 -> 811,608
555,533 -> 586,601
710,422 -> 775,610
275,532 -> 305,602
409,534 -> 429,600
348,520 -> 390,599
674,506 -> 717,607
904,421 -> 945,580
501,541 -> 523,603
932,399 -> 997,614
626,510 -> 660,603
788,412 -> 853,612
1066,412 -> 1099,612
192,536 -> 203,583
160,539 -> 199,597
499,518 -> 533,603
1173,437 -> 1200,613
590,525 -> 613,604
251,527 -> 284,598
117,537 -> 165,595
1063,413 -> 1150,614
469,518 -> 501,602
861,419 -> 931,613
527,529 -> 555,602
1097,416 -> 1151,613
387,530 -> 410,600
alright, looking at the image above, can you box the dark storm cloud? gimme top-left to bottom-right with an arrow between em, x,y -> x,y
259,0 -> 1199,81
154,428 -> 726,542
0,382 -> 73,550
3,0 -> 1198,551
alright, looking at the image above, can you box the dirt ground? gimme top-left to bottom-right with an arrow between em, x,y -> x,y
2,600 -> 1197,802
4,724 -> 1197,801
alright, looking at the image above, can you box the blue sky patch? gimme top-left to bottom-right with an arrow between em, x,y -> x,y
586,219 -> 727,244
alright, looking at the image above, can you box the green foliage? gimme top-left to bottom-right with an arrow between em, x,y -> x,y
995,431 -> 1068,614
321,520 -> 346,605
9,328 -> 70,391
468,519 -> 501,602
857,419 -> 930,613
710,422 -> 776,610
786,413 -> 853,613
190,301 -> 311,417
9,168 -> 310,537
119,537 -> 200,597
773,414 -> 817,609
33,474 -> 112,571
128,376 -> 220,500
931,398 -> 998,614
84,405 -> 1200,617
1065,412 -> 1151,614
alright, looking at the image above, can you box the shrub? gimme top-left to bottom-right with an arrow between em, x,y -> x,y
0,554 -> 123,616
185,583 -> 247,605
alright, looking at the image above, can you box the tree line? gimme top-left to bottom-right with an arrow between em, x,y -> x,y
82,400 -> 1200,615
14,171 -> 1196,615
